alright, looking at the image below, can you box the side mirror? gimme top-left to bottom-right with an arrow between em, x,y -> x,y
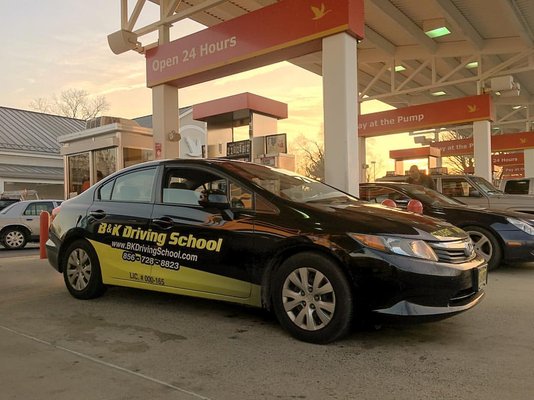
407,199 -> 423,214
469,190 -> 482,198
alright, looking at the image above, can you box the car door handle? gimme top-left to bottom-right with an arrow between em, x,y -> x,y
152,217 -> 173,229
89,210 -> 106,219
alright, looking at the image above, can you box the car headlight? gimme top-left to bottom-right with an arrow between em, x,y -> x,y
506,217 -> 534,236
348,233 -> 438,262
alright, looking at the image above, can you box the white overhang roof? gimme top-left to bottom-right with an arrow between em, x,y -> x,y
140,0 -> 534,135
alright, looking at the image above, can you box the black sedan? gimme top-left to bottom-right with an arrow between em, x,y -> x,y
360,182 -> 534,270
46,159 -> 486,343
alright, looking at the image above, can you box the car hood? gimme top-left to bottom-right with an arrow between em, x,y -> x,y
302,201 -> 467,241
440,203 -> 534,221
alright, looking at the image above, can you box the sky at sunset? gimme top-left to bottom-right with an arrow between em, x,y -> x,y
0,0 -> 414,178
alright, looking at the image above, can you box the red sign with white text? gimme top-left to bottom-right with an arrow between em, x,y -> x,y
358,95 -> 494,137
502,165 -> 524,177
434,131 -> 534,157
492,152 -> 524,166
146,0 -> 364,88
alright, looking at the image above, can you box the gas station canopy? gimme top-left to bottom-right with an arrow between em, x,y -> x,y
139,0 -> 534,135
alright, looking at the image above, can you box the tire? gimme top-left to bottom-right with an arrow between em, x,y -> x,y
62,239 -> 106,299
1,228 -> 27,249
464,225 -> 502,271
271,252 -> 353,344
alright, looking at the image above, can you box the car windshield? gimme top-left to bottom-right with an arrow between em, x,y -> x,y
406,185 -> 465,206
221,162 -> 357,204
471,176 -> 503,195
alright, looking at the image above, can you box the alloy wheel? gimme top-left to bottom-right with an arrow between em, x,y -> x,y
66,248 -> 92,291
467,231 -> 493,262
282,267 -> 336,331
4,230 -> 25,248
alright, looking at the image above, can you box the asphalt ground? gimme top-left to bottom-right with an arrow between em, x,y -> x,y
1,248 -> 534,400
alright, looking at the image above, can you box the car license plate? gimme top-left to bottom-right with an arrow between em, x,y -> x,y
476,265 -> 488,291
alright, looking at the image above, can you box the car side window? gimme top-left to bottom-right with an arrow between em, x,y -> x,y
228,181 -> 254,209
442,178 -> 476,197
371,187 -> 410,208
110,168 -> 157,203
23,202 -> 54,215
504,180 -> 529,194
194,177 -> 227,200
360,187 -> 387,202
98,180 -> 114,201
361,187 -> 409,207
163,167 -> 254,210
255,195 -> 279,214
163,180 -> 201,206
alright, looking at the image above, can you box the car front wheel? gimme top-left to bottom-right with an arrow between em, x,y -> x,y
63,240 -> 106,299
272,252 -> 353,344
1,228 -> 27,249
464,226 -> 502,271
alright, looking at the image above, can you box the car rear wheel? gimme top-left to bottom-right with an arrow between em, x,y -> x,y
1,228 -> 27,249
464,226 -> 502,271
272,252 -> 353,344
63,240 -> 106,299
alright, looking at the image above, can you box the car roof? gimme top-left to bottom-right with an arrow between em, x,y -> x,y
13,200 -> 63,205
501,177 -> 533,182
111,158 -> 258,173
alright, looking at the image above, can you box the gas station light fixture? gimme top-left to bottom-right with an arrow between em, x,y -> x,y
423,18 -> 451,39
465,61 -> 479,69
431,91 -> 447,96
387,65 -> 406,72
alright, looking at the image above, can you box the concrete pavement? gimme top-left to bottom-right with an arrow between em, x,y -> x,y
1,253 -> 534,399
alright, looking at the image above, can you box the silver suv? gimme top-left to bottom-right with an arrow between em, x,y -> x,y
377,174 -> 534,214
0,200 -> 62,249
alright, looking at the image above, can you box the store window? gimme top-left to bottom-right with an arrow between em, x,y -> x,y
94,148 -> 117,182
123,148 -> 153,168
3,182 -> 63,200
68,153 -> 90,196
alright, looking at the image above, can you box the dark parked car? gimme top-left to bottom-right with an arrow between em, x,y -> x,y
47,160 -> 486,343
360,182 -> 534,270
377,174 -> 534,214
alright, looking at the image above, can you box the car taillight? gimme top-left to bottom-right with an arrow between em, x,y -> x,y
50,206 -> 61,223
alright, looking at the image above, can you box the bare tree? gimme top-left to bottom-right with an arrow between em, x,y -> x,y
30,88 -> 110,120
440,130 -> 474,174
289,134 -> 325,181
301,142 -> 325,181
29,97 -> 53,114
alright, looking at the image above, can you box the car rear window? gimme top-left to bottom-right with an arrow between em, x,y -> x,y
504,179 -> 530,194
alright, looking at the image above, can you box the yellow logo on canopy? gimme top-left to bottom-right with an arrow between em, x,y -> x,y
467,104 -> 478,113
311,3 -> 332,20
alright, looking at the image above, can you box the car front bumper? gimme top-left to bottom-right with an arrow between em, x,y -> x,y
499,229 -> 534,262
347,250 -> 487,321
45,237 -> 60,272
374,291 -> 485,318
